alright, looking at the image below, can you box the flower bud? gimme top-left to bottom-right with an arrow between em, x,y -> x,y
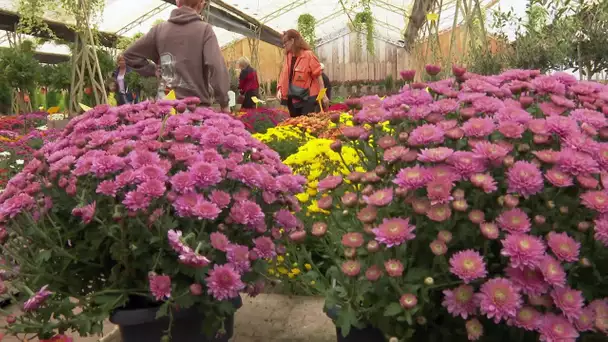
547,200 -> 555,209
342,210 -> 349,215
330,140 -> 342,152
317,196 -> 333,210
362,185 -> 374,196
364,225 -> 374,235
344,248 -> 356,259
389,338 -> 399,342
416,316 -> 427,325
377,136 -> 397,149
504,194 -> 519,208
452,189 -> 465,200
311,222 -> 328,237
580,257 -> 591,267
374,165 -> 388,177
578,221 -> 590,232
190,284 -> 203,296
398,132 -> 409,142
534,215 -> 546,225
559,206 -> 569,214
437,230 -> 453,243
276,244 -> 287,255
468,210 -> 485,224
517,144 -> 530,152
425,64 -> 441,76
452,199 -> 468,212
6,315 -> 15,324
533,134 -> 550,144
399,293 -> 418,309
367,240 -> 380,253
161,335 -> 171,342
289,230 -> 307,243
395,187 -> 408,198
330,113 -> 341,123
503,155 -> 515,167
424,277 -> 434,285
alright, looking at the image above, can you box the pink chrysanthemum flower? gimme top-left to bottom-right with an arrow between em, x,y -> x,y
533,150 -> 559,164
429,165 -> 461,183
546,116 -> 579,137
385,259 -> 404,277
206,264 -> 245,301
510,306 -> 541,331
476,278 -> 522,323
558,148 -> 600,176
506,161 -> 544,197
427,204 -> 452,222
226,244 -> 251,274
470,173 -> 498,193
577,174 -> 599,189
137,179 -> 166,198
417,147 -> 454,163
442,284 -> 477,319
551,287 -> 584,322
229,200 -> 265,227
317,175 -> 343,192
540,256 -> 567,288
372,218 -> 416,248
407,124 -> 445,146
274,209 -> 298,231
594,218 -> 608,247
253,236 -> 276,259
426,181 -> 454,204
192,200 -> 221,221
462,118 -> 496,138
342,232 -> 365,248
400,293 -> 418,309
365,188 -> 393,207
447,151 -> 487,177
472,142 -> 509,165
149,274 -> 171,301
496,208 -> 531,233
571,109 -> 607,129
506,267 -> 549,296
429,239 -> 447,255
574,307 -> 596,332
123,190 -> 151,212
449,250 -> 487,283
465,318 -> 484,341
472,96 -> 505,114
71,202 -> 97,225
342,260 -> 361,277
547,232 -> 580,263
480,222 -> 500,240
539,102 -> 567,116
581,191 -> 608,214
383,146 -> 409,163
23,285 -> 53,311
498,121 -> 525,139
394,166 -> 431,190
208,190 -> 231,209
210,232 -> 230,252
96,180 -> 119,197
365,265 -> 382,281
545,168 -> 574,187
532,75 -> 566,95
538,313 -> 579,342
501,234 -> 546,269
528,119 -> 549,135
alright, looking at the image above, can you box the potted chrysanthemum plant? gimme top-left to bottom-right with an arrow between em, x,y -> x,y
303,67 -> 608,341
0,99 -> 305,341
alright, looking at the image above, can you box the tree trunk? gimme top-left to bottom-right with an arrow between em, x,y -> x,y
403,0 -> 436,51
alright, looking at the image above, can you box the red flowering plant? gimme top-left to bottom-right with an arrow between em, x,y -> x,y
302,67 -> 608,340
0,99 -> 305,340
237,107 -> 289,134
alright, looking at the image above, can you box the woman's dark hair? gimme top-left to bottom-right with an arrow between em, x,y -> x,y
283,29 -> 310,55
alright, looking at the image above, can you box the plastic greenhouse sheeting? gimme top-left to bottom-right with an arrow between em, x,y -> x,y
0,0 -> 528,52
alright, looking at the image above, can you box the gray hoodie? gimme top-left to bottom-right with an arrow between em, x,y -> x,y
123,7 -> 230,107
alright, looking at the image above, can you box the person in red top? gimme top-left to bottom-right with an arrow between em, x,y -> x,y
277,29 -> 328,117
237,57 -> 260,109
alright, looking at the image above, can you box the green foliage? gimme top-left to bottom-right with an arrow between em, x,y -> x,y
383,74 -> 394,92
125,72 -> 158,100
353,10 -> 375,55
0,43 -> 41,91
49,62 -> 72,91
16,0 -> 105,36
270,80 -> 278,95
297,14 -> 317,47
116,33 -> 145,51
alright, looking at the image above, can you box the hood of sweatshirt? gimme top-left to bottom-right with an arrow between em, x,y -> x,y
168,7 -> 202,25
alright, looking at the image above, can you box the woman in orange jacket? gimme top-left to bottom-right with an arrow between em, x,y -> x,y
277,29 -> 329,117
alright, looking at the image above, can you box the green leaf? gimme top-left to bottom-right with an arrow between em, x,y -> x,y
404,268 -> 427,282
155,302 -> 170,320
384,302 -> 403,317
37,250 -> 52,263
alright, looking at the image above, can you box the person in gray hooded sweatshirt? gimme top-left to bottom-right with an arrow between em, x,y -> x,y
123,0 -> 230,113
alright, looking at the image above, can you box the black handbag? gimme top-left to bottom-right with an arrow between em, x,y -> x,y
288,83 -> 310,100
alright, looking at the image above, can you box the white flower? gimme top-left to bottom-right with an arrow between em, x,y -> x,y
15,160 -> 24,165
0,151 -> 10,157
37,125 -> 48,131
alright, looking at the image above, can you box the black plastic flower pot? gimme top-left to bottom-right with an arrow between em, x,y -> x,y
109,296 -> 242,342
335,326 -> 385,342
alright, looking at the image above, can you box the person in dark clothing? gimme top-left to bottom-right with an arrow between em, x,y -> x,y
237,57 -> 260,109
113,54 -> 138,105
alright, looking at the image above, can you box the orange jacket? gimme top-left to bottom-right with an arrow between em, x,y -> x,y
277,50 -> 323,100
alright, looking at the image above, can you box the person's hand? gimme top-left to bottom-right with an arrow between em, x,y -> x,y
221,106 -> 231,114
276,90 -> 282,99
